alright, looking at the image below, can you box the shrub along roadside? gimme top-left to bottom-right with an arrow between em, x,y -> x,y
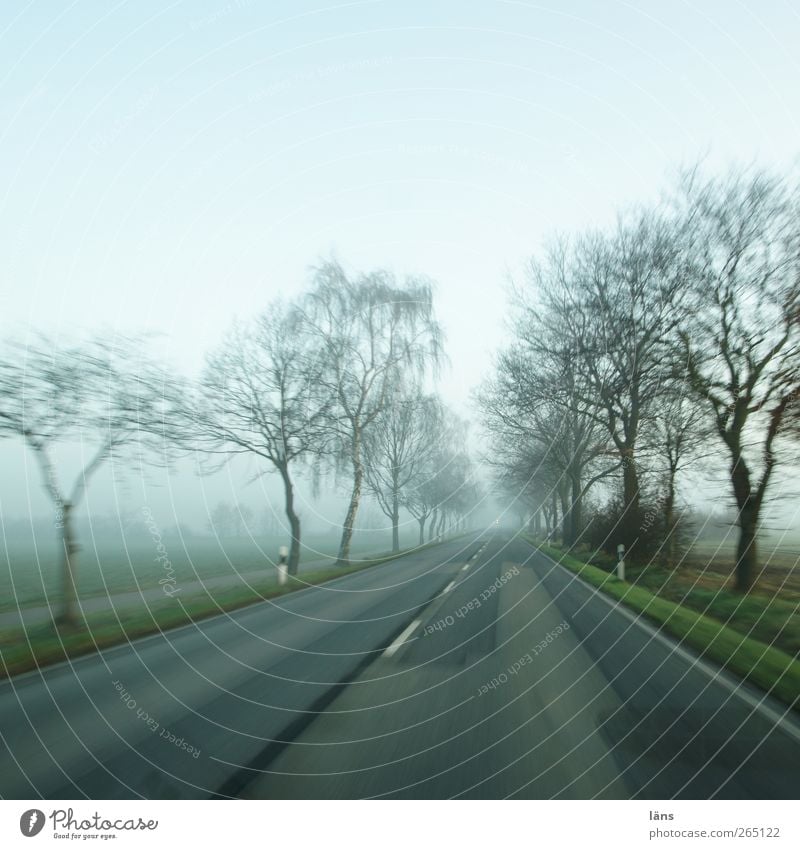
526,537 -> 800,711
0,536 -> 464,680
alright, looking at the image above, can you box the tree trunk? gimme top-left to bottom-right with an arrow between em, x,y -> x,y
730,452 -> 759,592
279,463 -> 302,576
337,474 -> 361,565
622,448 -> 640,506
663,477 -> 676,568
391,494 -> 400,553
736,506 -> 758,593
559,483 -> 570,544
418,516 -> 426,546
337,434 -> 363,566
570,471 -> 582,545
56,503 -> 80,628
428,508 -> 438,542
621,446 -> 641,553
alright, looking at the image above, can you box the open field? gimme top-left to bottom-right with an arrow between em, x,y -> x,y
683,541 -> 800,598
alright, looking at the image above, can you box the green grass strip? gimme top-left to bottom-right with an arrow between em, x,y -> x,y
526,537 -> 800,710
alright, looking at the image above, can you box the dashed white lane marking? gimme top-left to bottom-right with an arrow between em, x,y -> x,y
470,540 -> 490,561
461,563 -> 470,571
442,580 -> 456,595
382,619 -> 422,658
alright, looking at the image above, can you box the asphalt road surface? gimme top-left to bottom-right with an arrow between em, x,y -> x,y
1,532 -> 798,799
240,535 -> 800,799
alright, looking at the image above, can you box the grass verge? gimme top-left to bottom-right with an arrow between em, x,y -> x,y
527,537 -> 800,711
0,537 -> 460,680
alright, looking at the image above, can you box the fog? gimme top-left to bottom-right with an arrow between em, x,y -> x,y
2,0 -> 800,546
3,1 -> 800,811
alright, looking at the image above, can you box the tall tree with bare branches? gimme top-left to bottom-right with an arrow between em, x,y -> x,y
189,301 -> 333,576
0,335 -> 177,627
525,213 -> 689,553
477,331 -> 614,546
300,260 -> 443,565
677,167 -> 800,591
362,383 -> 441,552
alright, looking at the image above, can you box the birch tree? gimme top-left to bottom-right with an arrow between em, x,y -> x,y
362,384 -> 440,552
0,335 -> 177,627
301,260 -> 443,565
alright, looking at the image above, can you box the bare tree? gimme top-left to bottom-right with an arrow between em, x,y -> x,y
425,443 -> 476,539
525,214 -> 689,554
477,338 -> 613,546
403,403 -> 472,545
0,334 -> 177,627
678,167 -> 800,591
301,260 -> 443,565
189,301 -> 333,575
646,382 -> 710,565
489,448 -> 549,534
362,383 -> 440,552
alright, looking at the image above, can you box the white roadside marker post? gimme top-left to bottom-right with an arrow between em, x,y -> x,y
616,543 -> 626,582
277,545 -> 289,585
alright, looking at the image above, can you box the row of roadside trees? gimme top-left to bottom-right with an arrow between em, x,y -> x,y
0,260 -> 479,627
479,165 -> 800,592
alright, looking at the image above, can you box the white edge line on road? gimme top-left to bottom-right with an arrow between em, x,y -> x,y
382,619 -> 422,658
534,544 -> 800,745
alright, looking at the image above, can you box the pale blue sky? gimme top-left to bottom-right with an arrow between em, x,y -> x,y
1,0 -> 799,524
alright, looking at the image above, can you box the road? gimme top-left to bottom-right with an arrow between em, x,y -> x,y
0,534 -> 474,798
1,533 -> 798,799
240,535 -> 800,799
